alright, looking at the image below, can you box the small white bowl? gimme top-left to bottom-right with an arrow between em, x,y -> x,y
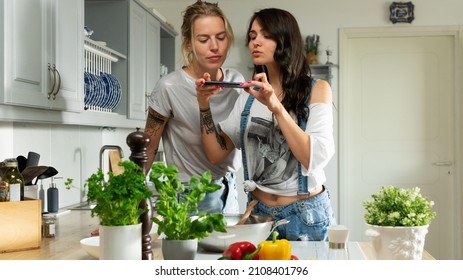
80,236 -> 100,259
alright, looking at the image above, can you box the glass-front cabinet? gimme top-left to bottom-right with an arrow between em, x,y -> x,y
85,0 -> 177,122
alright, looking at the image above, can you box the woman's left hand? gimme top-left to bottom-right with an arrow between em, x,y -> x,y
196,72 -> 223,109
242,73 -> 283,114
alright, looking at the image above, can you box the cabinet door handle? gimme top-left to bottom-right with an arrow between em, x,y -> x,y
47,63 -> 56,100
145,92 -> 151,113
52,66 -> 61,100
432,161 -> 453,166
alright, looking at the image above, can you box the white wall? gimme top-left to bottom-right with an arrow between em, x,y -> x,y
0,121 -> 136,210
145,0 -> 463,74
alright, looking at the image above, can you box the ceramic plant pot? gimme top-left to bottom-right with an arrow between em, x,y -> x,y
365,224 -> 429,260
306,51 -> 318,64
99,223 -> 142,260
162,239 -> 198,260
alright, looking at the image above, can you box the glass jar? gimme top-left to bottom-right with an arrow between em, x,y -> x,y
42,214 -> 56,238
327,225 -> 350,260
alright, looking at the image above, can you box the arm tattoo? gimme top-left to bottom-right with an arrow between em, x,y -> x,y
146,110 -> 166,137
200,107 -> 227,150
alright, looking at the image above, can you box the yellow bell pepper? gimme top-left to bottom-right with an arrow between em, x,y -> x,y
258,231 -> 292,260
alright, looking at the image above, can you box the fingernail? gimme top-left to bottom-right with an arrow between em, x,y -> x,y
239,82 -> 244,86
247,80 -> 252,83
200,80 -> 204,85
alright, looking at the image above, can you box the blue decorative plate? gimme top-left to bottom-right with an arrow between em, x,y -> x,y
100,72 -> 121,111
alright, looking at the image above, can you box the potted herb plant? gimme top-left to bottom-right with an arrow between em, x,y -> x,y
363,185 -> 437,259
86,160 -> 152,260
148,162 -> 227,260
305,34 -> 320,64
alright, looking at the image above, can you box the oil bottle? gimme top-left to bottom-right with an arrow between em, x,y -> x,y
2,158 -> 25,201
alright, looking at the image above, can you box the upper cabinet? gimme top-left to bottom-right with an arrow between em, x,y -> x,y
0,0 -> 176,128
1,0 -> 83,112
129,1 -> 160,120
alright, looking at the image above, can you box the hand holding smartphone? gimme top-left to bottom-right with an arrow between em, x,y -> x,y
203,81 -> 248,88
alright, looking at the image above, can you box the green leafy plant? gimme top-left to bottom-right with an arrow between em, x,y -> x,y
64,178 -> 74,190
305,34 -> 320,54
86,160 -> 153,226
363,185 -> 437,227
148,162 -> 227,240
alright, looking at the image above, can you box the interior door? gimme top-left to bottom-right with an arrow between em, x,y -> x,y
339,27 -> 459,259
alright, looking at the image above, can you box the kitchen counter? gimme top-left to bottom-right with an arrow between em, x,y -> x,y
0,209 -> 435,260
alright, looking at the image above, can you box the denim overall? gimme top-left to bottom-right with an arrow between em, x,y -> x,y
239,79 -> 336,241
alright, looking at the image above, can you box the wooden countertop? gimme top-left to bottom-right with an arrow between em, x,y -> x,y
0,209 -> 434,260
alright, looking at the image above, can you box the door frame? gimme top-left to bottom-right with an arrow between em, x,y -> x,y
339,26 -> 463,259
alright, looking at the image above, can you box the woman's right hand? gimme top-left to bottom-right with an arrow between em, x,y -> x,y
196,72 -> 223,109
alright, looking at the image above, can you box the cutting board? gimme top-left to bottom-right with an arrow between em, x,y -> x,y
109,150 -> 124,175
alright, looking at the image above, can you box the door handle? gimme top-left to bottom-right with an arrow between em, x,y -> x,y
47,63 -> 56,99
432,161 -> 453,166
52,67 -> 61,100
145,92 -> 151,113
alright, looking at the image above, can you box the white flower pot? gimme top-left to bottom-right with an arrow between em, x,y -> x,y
162,239 -> 198,260
365,224 -> 429,260
99,223 -> 142,260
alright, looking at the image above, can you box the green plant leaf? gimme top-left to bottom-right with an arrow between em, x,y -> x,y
363,185 -> 437,227
149,162 -> 227,240
86,160 -> 153,226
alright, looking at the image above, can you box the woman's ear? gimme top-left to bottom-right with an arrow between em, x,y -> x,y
184,38 -> 192,52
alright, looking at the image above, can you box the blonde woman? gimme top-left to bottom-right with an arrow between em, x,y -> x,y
144,0 -> 243,214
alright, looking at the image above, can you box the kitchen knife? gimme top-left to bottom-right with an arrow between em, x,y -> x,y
16,155 -> 27,173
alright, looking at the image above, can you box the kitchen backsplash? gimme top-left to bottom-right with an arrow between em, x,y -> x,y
0,121 -> 134,209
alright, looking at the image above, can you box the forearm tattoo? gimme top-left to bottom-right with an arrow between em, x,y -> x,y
146,110 -> 166,137
200,107 -> 227,150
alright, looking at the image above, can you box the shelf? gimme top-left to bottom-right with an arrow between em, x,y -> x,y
310,64 -> 338,84
84,38 -> 126,62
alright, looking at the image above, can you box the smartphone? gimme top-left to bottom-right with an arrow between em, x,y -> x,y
204,81 -> 248,88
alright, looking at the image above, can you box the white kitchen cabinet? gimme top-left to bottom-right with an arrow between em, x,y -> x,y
1,0 -> 83,112
129,1 -> 160,120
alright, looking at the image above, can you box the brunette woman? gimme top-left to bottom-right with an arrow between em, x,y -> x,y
197,8 -> 336,240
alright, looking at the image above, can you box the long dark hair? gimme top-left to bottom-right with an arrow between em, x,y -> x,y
246,8 -> 312,121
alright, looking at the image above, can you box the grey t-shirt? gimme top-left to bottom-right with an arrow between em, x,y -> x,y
149,68 -> 244,183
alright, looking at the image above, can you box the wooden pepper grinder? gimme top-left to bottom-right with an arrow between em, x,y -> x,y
126,127 -> 153,260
